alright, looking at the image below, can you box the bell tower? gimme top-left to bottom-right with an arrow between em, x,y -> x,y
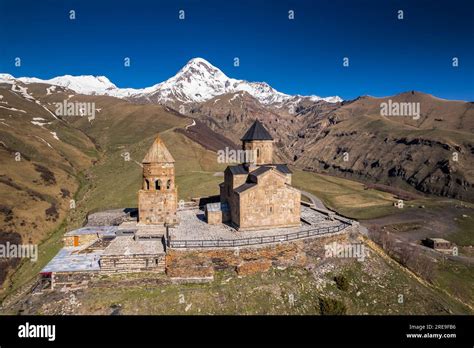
241,120 -> 274,166
138,136 -> 178,225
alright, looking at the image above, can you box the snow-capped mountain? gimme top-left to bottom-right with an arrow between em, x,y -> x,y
0,58 -> 342,104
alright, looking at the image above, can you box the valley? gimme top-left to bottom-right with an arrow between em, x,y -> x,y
0,58 -> 472,314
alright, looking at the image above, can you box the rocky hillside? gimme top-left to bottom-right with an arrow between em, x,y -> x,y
292,92 -> 474,202
0,81 -> 97,284
186,90 -> 473,202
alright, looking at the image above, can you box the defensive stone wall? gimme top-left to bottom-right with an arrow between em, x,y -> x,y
165,228 -> 354,279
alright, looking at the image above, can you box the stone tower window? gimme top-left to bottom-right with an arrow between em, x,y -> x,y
166,179 -> 171,189
145,179 -> 150,190
155,179 -> 162,190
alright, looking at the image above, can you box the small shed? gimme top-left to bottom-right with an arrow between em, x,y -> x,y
63,226 -> 117,247
424,238 -> 454,253
205,202 -> 230,224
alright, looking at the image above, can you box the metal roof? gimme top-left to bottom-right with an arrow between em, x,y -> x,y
240,120 -> 273,141
275,164 -> 292,174
227,164 -> 248,175
234,182 -> 257,193
41,247 -> 103,273
249,166 -> 272,177
64,226 -> 118,237
206,202 -> 230,212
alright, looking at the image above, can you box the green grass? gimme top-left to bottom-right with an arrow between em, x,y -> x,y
434,259 -> 474,309
291,169 -> 450,220
56,268 -> 322,315
450,215 -> 474,246
292,169 -> 398,219
322,257 -> 471,315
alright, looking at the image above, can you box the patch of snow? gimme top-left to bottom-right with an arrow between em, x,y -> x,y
12,83 -> 35,101
0,105 -> 26,113
0,74 -> 15,84
185,119 -> 196,130
50,131 -> 60,141
46,85 -> 57,95
31,120 -> 52,127
34,136 -> 53,149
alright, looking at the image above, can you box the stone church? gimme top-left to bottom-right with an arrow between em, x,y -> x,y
138,136 -> 178,226
137,120 -> 300,231
217,120 -> 301,231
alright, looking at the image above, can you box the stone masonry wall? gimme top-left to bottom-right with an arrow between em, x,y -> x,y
243,140 -> 273,165
165,230 -> 351,278
139,162 -> 177,225
238,172 -> 301,231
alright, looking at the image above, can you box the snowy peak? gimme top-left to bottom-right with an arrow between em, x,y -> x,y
1,58 -> 342,104
17,75 -> 119,95
178,58 -> 230,81
151,57 -> 342,104
149,58 -> 235,103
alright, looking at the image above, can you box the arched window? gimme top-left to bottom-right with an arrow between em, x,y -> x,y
145,179 -> 150,190
256,148 -> 260,159
166,179 -> 171,189
155,179 -> 161,190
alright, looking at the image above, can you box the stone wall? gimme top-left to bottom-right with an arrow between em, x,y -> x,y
139,162 -> 177,225
206,210 -> 222,225
100,254 -> 166,274
51,271 -> 99,290
243,140 -> 273,165
165,231 -> 351,279
238,172 -> 301,231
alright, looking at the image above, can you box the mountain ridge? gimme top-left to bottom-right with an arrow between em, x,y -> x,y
0,58 -> 342,105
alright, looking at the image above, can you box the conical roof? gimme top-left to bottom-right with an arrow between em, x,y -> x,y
142,136 -> 175,163
240,120 -> 273,141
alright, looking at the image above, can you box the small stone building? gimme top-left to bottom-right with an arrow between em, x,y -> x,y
63,226 -> 117,247
425,238 -> 454,253
205,202 -> 230,224
99,229 -> 166,274
219,120 -> 301,231
138,136 -> 178,226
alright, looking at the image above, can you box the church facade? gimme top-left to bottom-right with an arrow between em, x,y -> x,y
218,120 -> 301,231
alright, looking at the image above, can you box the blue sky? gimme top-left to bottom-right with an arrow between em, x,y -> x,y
0,0 -> 473,100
